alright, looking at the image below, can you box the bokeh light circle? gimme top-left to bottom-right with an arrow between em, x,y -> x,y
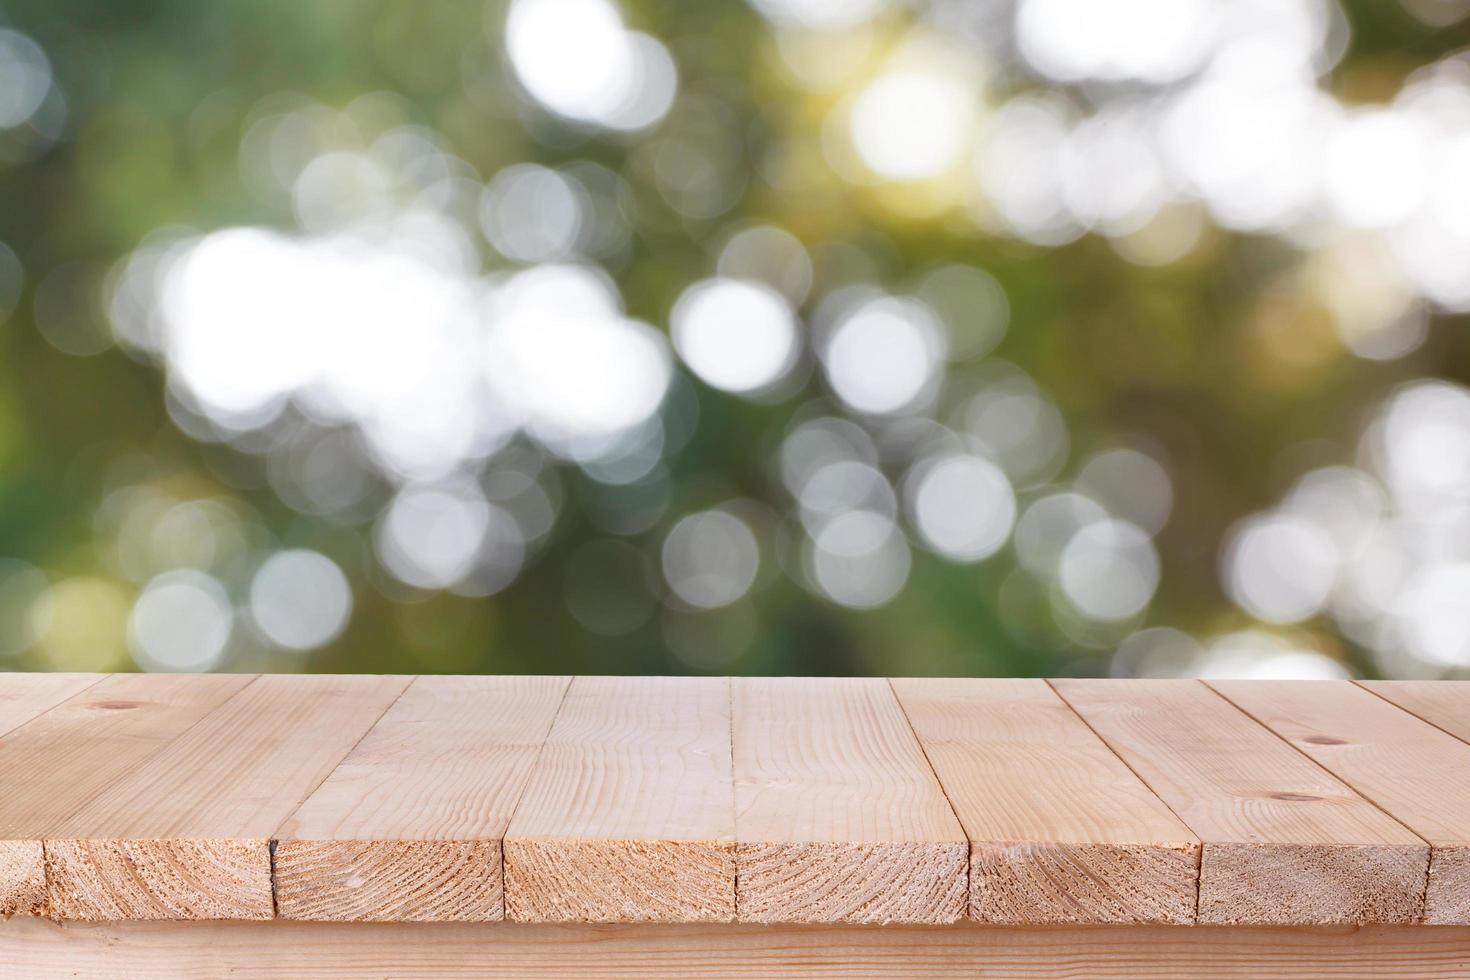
128,570 -> 234,672
249,549 -> 353,650
909,454 -> 1016,562
662,509 -> 761,609
671,278 -> 800,395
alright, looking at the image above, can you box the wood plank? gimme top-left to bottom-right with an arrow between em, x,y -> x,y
274,675 -> 570,922
0,673 -> 255,918
731,677 -> 966,924
503,676 -> 735,923
42,674 -> 410,921
0,673 -> 103,737
1052,679 -> 1429,925
5,919 -> 1470,979
1361,682 -> 1470,744
893,678 -> 1199,924
1212,680 -> 1470,925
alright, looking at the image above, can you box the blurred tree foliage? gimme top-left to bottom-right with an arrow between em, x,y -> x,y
0,0 -> 1466,678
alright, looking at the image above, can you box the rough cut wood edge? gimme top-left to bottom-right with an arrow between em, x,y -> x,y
44,839 -> 273,921
0,842 -> 44,919
503,839 -> 736,923
273,675 -> 568,923
0,674 -> 260,920
5,920 -> 1470,980
1198,842 -> 1425,925
273,840 -> 502,922
736,841 -> 967,924
894,678 -> 1202,925
503,677 -> 735,923
971,840 -> 1199,925
1428,846 -> 1470,925
1054,679 -> 1431,925
36,675 -> 409,922
731,678 -> 968,925
1208,680 -> 1470,927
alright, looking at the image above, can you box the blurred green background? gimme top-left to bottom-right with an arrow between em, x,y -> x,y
0,0 -> 1468,679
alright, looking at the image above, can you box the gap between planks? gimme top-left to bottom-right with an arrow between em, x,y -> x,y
884,678 -> 971,924
262,674 -> 416,921
727,674 -> 740,924
1044,676 -> 1207,923
261,676 -> 412,923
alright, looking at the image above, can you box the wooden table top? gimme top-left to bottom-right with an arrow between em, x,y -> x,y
1,674 -> 1467,927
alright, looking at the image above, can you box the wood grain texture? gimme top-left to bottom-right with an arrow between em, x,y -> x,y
732,677 -> 966,924
0,673 -> 102,737
1212,680 -> 1470,924
0,673 -> 255,917
4,919 -> 1470,979
1053,679 -> 1428,925
274,675 -> 570,922
42,674 -> 410,921
503,676 -> 736,923
7,674 -> 1470,931
1364,680 -> 1470,920
1361,682 -> 1470,744
893,678 -> 1199,924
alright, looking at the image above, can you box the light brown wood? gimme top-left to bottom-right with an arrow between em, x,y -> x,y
1,673 -> 105,919
1361,681 -> 1470,744
1053,679 -> 1429,925
4,918 -> 1470,979
893,678 -> 1199,924
0,673 -> 255,918
503,676 -> 736,923
1212,679 -> 1470,925
8,674 -> 1470,932
274,675 -> 569,922
0,673 -> 102,737
731,677 -> 966,924
1364,679 -> 1470,925
42,674 -> 410,921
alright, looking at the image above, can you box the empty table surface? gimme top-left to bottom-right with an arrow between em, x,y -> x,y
1,674 -> 1467,926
